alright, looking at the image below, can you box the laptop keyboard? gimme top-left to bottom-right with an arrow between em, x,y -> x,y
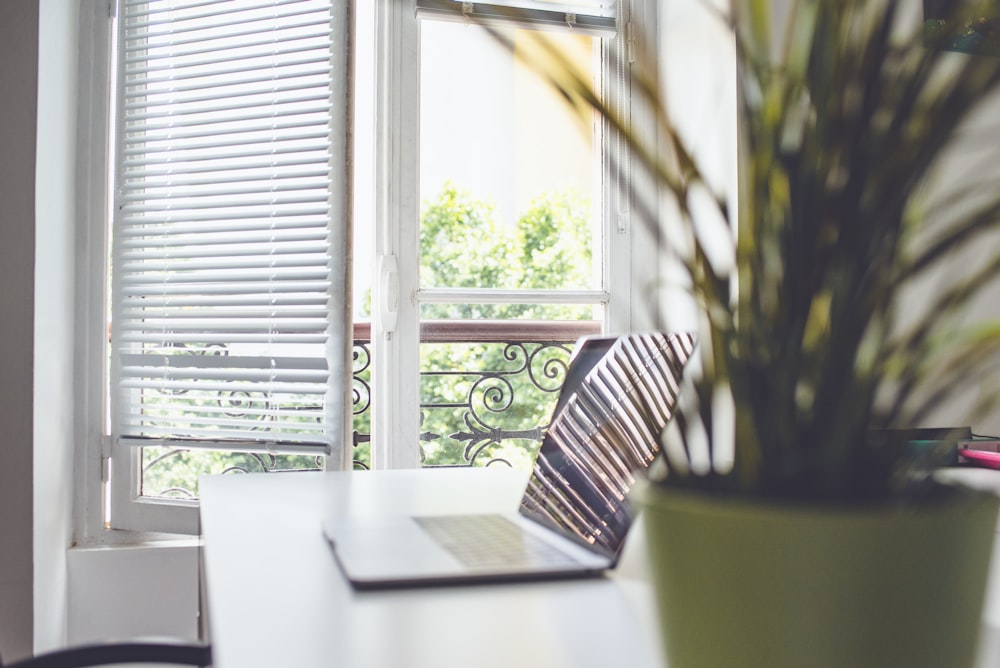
415,514 -> 581,570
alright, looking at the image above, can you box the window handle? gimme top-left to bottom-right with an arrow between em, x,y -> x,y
378,254 -> 399,335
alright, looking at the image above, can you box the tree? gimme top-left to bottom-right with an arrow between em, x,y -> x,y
419,183 -> 593,320
417,184 -> 595,467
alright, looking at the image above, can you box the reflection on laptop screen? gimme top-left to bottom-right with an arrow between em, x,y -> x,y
519,332 -> 696,555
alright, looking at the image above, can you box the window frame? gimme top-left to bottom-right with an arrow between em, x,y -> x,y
108,0 -> 353,535
77,0 -> 664,537
80,0 -> 355,537
369,0 -> 662,470
77,0 -> 117,543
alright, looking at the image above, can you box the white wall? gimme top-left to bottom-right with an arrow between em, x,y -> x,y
67,543 -> 201,645
654,0 -> 737,335
655,0 -> 1000,436
34,0 -> 199,658
33,0 -> 81,653
0,1 -> 38,663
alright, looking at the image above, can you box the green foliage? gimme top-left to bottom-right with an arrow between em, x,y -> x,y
421,184 -> 519,295
417,184 -> 594,468
515,191 -> 594,291
419,183 -> 593,320
418,341 -> 574,469
142,448 -> 321,498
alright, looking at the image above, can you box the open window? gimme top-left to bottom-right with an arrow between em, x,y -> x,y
365,0 -> 658,471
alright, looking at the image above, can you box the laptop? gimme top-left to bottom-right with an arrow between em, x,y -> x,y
323,331 -> 697,589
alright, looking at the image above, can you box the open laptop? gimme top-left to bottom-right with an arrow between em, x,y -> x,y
323,331 -> 696,589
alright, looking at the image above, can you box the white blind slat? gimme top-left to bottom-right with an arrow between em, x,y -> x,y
119,233 -> 330,251
123,155 -> 329,178
124,99 -> 331,128
122,186 -> 331,203
121,116 -> 332,147
120,295 -> 329,308
120,367 -> 329,384
118,333 -> 330,345
119,189 -> 330,207
124,2 -> 330,43
118,220 -> 331,238
122,130 -> 331,156
129,55 -> 332,88
124,64 -> 332,98
119,209 -> 331,225
130,38 -> 331,75
118,437 -> 327,454
121,144 -> 329,168
112,0 -> 346,454
124,105 -> 332,135
123,24 -> 332,66
123,0 -> 308,22
122,172 -> 332,190
122,80 -> 333,113
120,272 -> 331,287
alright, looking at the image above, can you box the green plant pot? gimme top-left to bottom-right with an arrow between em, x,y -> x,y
640,483 -> 999,668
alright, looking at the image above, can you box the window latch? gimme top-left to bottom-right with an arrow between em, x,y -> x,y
101,434 -> 113,483
378,254 -> 399,336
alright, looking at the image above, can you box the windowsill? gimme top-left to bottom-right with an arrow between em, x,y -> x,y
74,527 -> 202,550
72,534 -> 202,551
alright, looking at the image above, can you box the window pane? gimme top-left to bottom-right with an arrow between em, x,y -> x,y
110,0 -> 352,520
113,0 -> 339,451
418,339 -> 578,469
420,302 -> 602,322
480,0 -> 615,17
416,316 -> 598,468
140,447 -> 323,499
419,21 -> 601,291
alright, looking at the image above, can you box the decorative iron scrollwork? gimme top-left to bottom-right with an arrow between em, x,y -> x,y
141,330 -> 588,495
418,341 -> 574,468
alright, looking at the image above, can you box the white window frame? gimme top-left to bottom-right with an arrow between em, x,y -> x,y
77,0 -> 117,543
76,0 -> 354,538
369,0 -> 661,469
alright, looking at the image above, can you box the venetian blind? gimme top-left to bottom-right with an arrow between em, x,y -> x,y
415,0 -> 617,35
111,0 -> 352,458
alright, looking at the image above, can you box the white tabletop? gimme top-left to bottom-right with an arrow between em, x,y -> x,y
200,467 -> 1000,668
200,468 -> 665,668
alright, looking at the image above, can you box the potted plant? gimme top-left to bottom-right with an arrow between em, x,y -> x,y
495,1 -> 1000,666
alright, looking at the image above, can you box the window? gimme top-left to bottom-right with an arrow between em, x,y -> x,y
86,0 -> 660,535
103,0 -> 352,534
365,0 -> 658,471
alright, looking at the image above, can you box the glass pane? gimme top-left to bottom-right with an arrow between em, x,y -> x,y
140,447 -> 323,500
493,0 -> 616,17
418,340 -> 578,469
351,336 -> 373,469
420,302 -> 602,321
419,21 -> 600,291
417,314 -> 599,468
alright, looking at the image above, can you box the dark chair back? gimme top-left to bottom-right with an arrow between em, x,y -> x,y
0,641 -> 211,668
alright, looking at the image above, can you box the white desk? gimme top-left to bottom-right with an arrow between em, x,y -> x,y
200,468 -> 1000,668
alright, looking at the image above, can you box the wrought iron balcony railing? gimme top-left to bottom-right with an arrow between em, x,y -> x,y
352,320 -> 600,470
139,320 -> 600,498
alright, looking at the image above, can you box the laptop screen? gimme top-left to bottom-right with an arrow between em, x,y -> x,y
518,332 -> 696,556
